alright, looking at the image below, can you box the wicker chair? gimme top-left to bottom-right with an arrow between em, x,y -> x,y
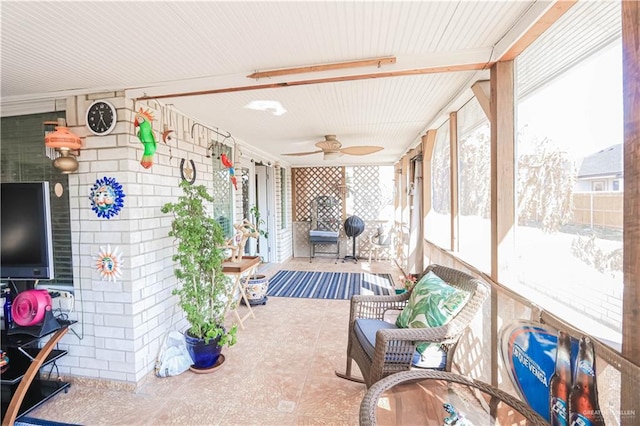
335,264 -> 490,388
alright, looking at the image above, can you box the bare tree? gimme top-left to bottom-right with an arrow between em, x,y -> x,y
517,137 -> 575,232
459,128 -> 491,218
432,138 -> 451,214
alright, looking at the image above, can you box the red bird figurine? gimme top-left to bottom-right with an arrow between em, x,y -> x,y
220,153 -> 233,168
220,153 -> 238,190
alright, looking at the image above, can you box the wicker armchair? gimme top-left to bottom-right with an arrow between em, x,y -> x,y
335,264 -> 490,388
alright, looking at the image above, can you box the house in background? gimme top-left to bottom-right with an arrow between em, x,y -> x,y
575,143 -> 623,192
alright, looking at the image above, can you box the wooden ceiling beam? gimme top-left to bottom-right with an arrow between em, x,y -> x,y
137,2 -> 578,103
138,62 -> 488,101
247,57 -> 396,79
471,80 -> 491,120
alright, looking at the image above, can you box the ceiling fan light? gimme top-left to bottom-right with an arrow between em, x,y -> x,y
323,151 -> 342,160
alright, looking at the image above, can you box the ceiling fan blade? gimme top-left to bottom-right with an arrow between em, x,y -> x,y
281,150 -> 324,156
339,145 -> 384,156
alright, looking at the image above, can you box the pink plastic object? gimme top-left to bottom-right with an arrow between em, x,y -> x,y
11,289 -> 52,326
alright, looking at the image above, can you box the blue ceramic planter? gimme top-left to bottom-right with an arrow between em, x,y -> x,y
184,332 -> 223,369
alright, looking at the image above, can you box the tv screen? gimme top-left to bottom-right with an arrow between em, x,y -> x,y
1,182 -> 55,280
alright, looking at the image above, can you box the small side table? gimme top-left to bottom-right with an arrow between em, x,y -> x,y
222,256 -> 261,329
360,370 -> 547,426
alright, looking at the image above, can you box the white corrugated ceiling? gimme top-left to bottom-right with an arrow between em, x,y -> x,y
1,1 -> 600,167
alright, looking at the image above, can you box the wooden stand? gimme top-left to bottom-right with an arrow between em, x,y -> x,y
222,256 -> 261,329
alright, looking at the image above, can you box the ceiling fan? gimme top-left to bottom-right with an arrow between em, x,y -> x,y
282,135 -> 383,160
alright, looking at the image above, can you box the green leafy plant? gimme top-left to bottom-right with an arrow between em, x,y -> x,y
249,204 -> 268,239
161,181 -> 237,346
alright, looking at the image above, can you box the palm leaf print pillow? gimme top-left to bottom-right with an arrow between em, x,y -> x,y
396,271 -> 471,354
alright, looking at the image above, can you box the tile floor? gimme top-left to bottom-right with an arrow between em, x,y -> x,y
28,257 -> 403,425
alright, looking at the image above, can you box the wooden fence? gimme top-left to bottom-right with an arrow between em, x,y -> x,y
572,192 -> 623,229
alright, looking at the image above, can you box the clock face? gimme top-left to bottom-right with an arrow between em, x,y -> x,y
86,100 -> 117,135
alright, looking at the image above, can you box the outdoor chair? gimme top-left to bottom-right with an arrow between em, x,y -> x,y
309,195 -> 340,263
368,225 -> 396,263
335,264 -> 490,388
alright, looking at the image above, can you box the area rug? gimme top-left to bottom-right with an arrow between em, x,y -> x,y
15,417 -> 81,426
266,270 -> 394,299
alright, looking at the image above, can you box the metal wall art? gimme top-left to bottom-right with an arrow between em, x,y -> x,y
134,108 -> 157,169
89,176 -> 125,219
161,105 -> 176,160
180,158 -> 196,184
94,245 -> 124,282
220,153 -> 237,190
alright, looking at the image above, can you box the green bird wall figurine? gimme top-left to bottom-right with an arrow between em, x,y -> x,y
134,108 -> 157,169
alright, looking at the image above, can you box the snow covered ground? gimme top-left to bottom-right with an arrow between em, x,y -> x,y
427,213 -> 623,348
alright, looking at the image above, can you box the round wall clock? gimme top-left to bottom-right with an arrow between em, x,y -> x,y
86,100 -> 117,135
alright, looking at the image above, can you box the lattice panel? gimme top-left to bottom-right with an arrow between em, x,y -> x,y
293,221 -> 312,257
211,168 -> 233,238
351,166 -> 389,220
240,167 -> 250,220
311,195 -> 341,232
293,167 -> 343,222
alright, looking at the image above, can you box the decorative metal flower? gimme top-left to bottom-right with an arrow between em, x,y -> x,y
94,245 -> 124,282
89,176 -> 125,219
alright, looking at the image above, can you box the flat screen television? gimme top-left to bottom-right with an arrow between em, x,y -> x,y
1,182 -> 55,280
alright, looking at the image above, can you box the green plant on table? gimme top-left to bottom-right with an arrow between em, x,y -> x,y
161,181 -> 237,346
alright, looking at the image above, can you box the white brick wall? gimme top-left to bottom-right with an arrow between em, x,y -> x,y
46,92 -> 296,386
54,94 -> 229,384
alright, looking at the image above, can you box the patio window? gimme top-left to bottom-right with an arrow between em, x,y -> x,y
429,120 -> 451,249
512,1 -> 623,347
0,112 -> 74,289
456,97 -> 490,272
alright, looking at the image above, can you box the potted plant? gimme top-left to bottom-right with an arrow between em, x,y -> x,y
161,181 -> 237,370
397,274 -> 417,294
240,205 -> 270,305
